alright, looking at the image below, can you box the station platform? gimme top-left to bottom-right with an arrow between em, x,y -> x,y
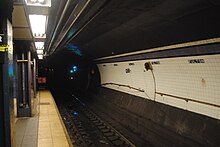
16,91 -> 72,147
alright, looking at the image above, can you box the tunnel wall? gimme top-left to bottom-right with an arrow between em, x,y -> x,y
90,87 -> 220,147
98,54 -> 220,120
93,42 -> 220,146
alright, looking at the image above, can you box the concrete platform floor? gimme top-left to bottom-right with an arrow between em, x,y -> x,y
16,91 -> 71,147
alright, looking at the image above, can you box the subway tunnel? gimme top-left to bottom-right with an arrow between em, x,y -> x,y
1,0 -> 220,146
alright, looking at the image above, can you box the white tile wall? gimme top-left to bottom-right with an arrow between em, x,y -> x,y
98,54 -> 220,120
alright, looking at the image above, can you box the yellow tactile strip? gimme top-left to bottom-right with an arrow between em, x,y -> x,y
38,91 -> 70,147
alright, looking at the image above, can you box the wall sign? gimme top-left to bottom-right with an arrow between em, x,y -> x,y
151,61 -> 160,65
0,34 -> 4,44
188,59 -> 205,64
0,45 -> 9,52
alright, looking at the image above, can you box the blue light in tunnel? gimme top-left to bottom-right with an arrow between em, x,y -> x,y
70,45 -> 78,49
67,28 -> 76,39
66,43 -> 82,56
73,111 -> 78,116
73,66 -> 78,72
70,69 -> 74,73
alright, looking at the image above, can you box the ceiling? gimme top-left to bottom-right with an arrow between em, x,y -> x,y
43,0 -> 220,63
12,0 -> 50,57
12,4 -> 32,40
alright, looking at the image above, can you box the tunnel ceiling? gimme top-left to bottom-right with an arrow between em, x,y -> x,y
45,0 -> 220,63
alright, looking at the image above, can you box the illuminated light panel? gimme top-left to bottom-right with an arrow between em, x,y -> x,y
29,15 -> 47,38
26,0 -> 51,7
36,50 -> 44,54
38,0 -> 45,3
30,0 -> 37,2
38,0 -> 45,4
35,42 -> 44,49
38,54 -> 43,59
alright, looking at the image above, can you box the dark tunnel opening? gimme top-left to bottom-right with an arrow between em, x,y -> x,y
39,51 -> 101,102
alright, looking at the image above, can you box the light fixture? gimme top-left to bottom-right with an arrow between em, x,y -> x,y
37,55 -> 43,59
29,15 -> 47,38
30,0 -> 37,2
36,50 -> 44,54
38,0 -> 45,3
35,42 -> 44,49
26,0 -> 51,7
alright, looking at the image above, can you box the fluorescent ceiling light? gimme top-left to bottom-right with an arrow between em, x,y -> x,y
35,42 -> 44,49
29,15 -> 47,38
30,0 -> 37,2
38,55 -> 43,59
25,0 -> 51,7
36,50 -> 44,54
38,0 -> 45,3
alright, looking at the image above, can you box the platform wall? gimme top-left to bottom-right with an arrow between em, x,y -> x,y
89,87 -> 220,147
98,54 -> 220,120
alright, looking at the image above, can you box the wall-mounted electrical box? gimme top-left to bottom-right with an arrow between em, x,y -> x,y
144,62 -> 153,71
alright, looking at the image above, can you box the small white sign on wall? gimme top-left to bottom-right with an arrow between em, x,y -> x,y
0,34 -> 4,43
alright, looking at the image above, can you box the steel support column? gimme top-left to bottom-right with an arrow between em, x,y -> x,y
33,58 -> 37,98
17,51 -> 32,117
0,19 -> 13,147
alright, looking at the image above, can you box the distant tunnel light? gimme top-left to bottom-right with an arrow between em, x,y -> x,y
35,42 -> 44,49
73,66 -> 78,72
38,55 -> 43,59
29,15 -> 47,38
36,50 -> 44,54
70,70 -> 74,73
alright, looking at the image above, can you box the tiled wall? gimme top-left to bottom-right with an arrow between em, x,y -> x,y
98,54 -> 220,120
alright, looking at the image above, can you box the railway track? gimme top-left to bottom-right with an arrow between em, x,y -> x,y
59,94 -> 136,147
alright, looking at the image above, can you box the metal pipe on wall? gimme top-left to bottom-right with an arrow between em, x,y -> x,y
21,53 -> 26,106
27,51 -> 31,111
33,58 -> 36,98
